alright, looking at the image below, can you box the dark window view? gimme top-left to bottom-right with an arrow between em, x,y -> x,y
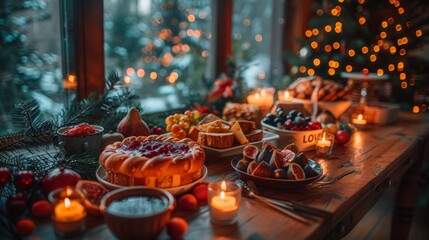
0,0 -> 63,133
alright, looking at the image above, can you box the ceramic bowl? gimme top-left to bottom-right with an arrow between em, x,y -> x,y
100,186 -> 174,240
56,125 -> 104,156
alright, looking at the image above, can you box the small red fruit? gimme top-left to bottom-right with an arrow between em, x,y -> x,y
192,183 -> 208,201
31,200 -> 51,218
336,130 -> 351,144
166,217 -> 188,240
16,219 -> 36,236
151,126 -> 164,135
178,194 -> 198,211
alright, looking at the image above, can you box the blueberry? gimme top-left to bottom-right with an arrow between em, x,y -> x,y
278,116 -> 286,123
277,110 -> 285,117
297,112 -> 304,117
288,110 -> 297,118
266,113 -> 276,121
294,116 -> 305,126
305,116 -> 312,123
273,117 -> 282,125
276,107 -> 284,114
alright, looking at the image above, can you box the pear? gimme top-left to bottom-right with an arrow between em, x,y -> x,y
116,108 -> 150,137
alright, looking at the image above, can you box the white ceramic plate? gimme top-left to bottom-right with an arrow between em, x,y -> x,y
96,165 -> 208,196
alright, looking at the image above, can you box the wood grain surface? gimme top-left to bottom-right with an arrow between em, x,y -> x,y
23,112 -> 429,240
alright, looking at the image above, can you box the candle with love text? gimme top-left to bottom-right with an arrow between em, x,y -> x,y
208,180 -> 241,225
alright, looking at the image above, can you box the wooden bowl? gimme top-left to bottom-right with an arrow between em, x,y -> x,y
100,186 -> 174,239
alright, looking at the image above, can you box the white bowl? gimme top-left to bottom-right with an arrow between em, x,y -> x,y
96,165 -> 208,196
261,122 -> 323,151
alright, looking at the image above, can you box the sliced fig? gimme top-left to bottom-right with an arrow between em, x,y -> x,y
247,161 -> 258,174
281,149 -> 296,166
304,165 -> 319,178
284,143 -> 300,155
243,145 -> 259,161
272,168 -> 287,179
256,143 -> 275,163
291,152 -> 309,168
269,150 -> 286,169
287,163 -> 306,180
252,161 -> 272,178
236,158 -> 250,172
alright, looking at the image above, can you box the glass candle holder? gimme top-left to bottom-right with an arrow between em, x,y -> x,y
316,132 -> 335,156
351,113 -> 368,130
48,186 -> 87,237
208,180 -> 241,225
246,87 -> 275,116
277,90 -> 293,102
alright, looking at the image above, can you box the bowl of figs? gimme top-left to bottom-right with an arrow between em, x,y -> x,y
231,142 -> 323,189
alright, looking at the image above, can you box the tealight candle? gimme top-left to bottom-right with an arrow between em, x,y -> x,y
277,90 -> 294,102
352,114 -> 367,126
49,187 -> 87,237
316,132 -> 335,156
247,88 -> 275,115
208,180 -> 241,225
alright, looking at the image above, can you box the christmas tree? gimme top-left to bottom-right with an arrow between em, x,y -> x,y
285,0 -> 429,110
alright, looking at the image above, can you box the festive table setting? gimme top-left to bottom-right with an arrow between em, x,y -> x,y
0,74 -> 429,240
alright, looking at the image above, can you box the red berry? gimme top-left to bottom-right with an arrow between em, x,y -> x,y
151,126 -> 164,135
16,219 -> 36,236
14,170 -> 35,191
192,183 -> 208,201
336,130 -> 351,144
291,126 -> 302,131
0,167 -> 11,185
166,217 -> 188,239
178,194 -> 198,211
32,200 -> 52,218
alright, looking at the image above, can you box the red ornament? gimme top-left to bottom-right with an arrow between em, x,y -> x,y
0,167 -> 11,185
15,219 -> 36,236
13,170 -> 35,191
336,130 -> 351,144
6,193 -> 29,218
42,168 -> 81,196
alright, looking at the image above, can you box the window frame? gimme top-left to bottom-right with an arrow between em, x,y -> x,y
60,0 -> 308,98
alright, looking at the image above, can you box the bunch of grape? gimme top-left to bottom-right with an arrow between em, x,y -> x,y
165,110 -> 201,138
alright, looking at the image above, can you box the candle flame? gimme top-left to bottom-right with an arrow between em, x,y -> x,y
358,114 -> 363,120
64,198 -> 71,208
221,180 -> 226,191
124,76 -> 131,85
322,132 -> 326,142
284,91 -> 290,98
66,187 -> 72,196
220,191 -> 225,200
255,93 -> 260,99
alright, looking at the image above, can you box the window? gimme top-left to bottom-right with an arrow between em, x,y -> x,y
104,0 -> 212,113
0,0 -> 63,133
232,0 -> 285,88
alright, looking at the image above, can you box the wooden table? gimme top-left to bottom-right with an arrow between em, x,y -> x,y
26,112 -> 429,240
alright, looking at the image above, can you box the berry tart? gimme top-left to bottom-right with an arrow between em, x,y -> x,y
99,135 -> 205,188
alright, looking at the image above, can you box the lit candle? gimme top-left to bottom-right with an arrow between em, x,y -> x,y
208,180 -> 241,225
278,90 -> 294,102
49,187 -> 87,237
54,198 -> 85,222
352,114 -> 367,125
316,132 -> 334,156
247,88 -> 274,115
63,74 -> 77,90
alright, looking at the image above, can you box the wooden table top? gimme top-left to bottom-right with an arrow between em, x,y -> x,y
26,112 -> 429,240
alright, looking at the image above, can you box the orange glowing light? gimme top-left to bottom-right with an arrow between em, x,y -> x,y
373,46 -> 380,52
362,47 -> 369,54
348,49 -> 356,57
390,46 -> 397,54
325,25 -> 332,32
335,27 -> 342,33
150,72 -> 157,80
137,69 -> 145,77
413,106 -> 420,113
311,41 -> 318,49
416,30 -> 422,37
255,34 -> 263,42
335,22 -> 342,28
299,66 -> 306,73
333,42 -> 340,49
328,68 -> 335,76
380,32 -> 387,39
398,62 -> 404,70
398,7 -> 404,14
358,17 -> 366,25
329,60 -> 335,68
325,45 -> 332,52
399,49 -> 406,56
331,9 -> 338,16
388,64 -> 395,71
400,73 -> 406,80
124,76 -> 131,85
346,65 -> 353,72
396,24 -> 402,31
305,30 -> 312,37
377,69 -> 384,76
126,68 -> 135,76
312,29 -> 319,35
313,58 -> 321,66
401,82 -> 407,89
370,54 -> 377,62
187,14 -> 195,22
381,21 -> 388,28
308,69 -> 315,76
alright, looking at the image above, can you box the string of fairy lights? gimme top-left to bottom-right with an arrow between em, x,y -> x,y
299,0 -> 423,92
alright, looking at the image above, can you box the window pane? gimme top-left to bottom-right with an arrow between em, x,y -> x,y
0,0 -> 63,133
104,0 -> 212,113
232,0 -> 274,88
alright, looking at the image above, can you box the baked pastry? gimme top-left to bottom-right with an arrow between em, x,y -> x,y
99,135 -> 205,188
197,132 -> 234,149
